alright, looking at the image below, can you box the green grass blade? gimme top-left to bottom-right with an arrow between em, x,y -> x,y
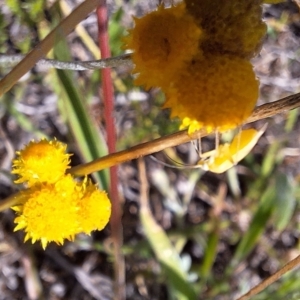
140,207 -> 197,300
261,141 -> 281,178
272,173 -> 296,231
53,40 -> 109,190
200,225 -> 219,279
231,184 -> 276,267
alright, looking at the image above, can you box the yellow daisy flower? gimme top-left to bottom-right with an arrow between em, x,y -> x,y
123,2 -> 203,89
164,53 -> 259,134
12,139 -> 71,186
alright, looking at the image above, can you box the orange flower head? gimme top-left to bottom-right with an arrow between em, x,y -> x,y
184,0 -> 266,58
123,2 -> 203,89
164,53 -> 259,134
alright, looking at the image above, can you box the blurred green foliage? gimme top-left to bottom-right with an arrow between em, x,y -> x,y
6,0 -> 45,22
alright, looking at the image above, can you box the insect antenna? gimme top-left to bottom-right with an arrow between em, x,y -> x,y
193,131 -> 202,157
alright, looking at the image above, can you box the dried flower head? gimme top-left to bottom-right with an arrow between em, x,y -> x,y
12,139 -> 71,186
123,3 -> 203,89
184,0 -> 266,58
164,54 -> 259,134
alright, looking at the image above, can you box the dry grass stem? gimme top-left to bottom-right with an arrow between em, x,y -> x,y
237,254 -> 300,300
0,0 -> 102,97
0,194 -> 22,212
69,91 -> 300,176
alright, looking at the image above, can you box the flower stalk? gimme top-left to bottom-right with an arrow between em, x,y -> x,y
68,92 -> 300,176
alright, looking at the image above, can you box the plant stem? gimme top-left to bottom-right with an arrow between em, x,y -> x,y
96,2 -> 125,299
236,254 -> 300,300
0,0 -> 101,97
69,91 -> 300,176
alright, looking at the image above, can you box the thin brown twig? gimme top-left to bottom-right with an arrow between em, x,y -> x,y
69,91 -> 300,176
0,0 -> 101,97
236,254 -> 300,300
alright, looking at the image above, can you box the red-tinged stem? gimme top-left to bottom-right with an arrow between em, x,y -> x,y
96,2 -> 125,300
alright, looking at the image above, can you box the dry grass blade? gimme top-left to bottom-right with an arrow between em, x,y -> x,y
0,0 -> 102,97
248,92 -> 300,123
236,254 -> 300,300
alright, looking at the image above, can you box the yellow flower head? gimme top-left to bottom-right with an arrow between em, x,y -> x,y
184,0 -> 266,58
12,139 -> 71,186
12,175 -> 80,249
12,175 -> 111,249
123,2 -> 203,89
77,179 -> 111,234
11,139 -> 112,249
164,53 -> 259,134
